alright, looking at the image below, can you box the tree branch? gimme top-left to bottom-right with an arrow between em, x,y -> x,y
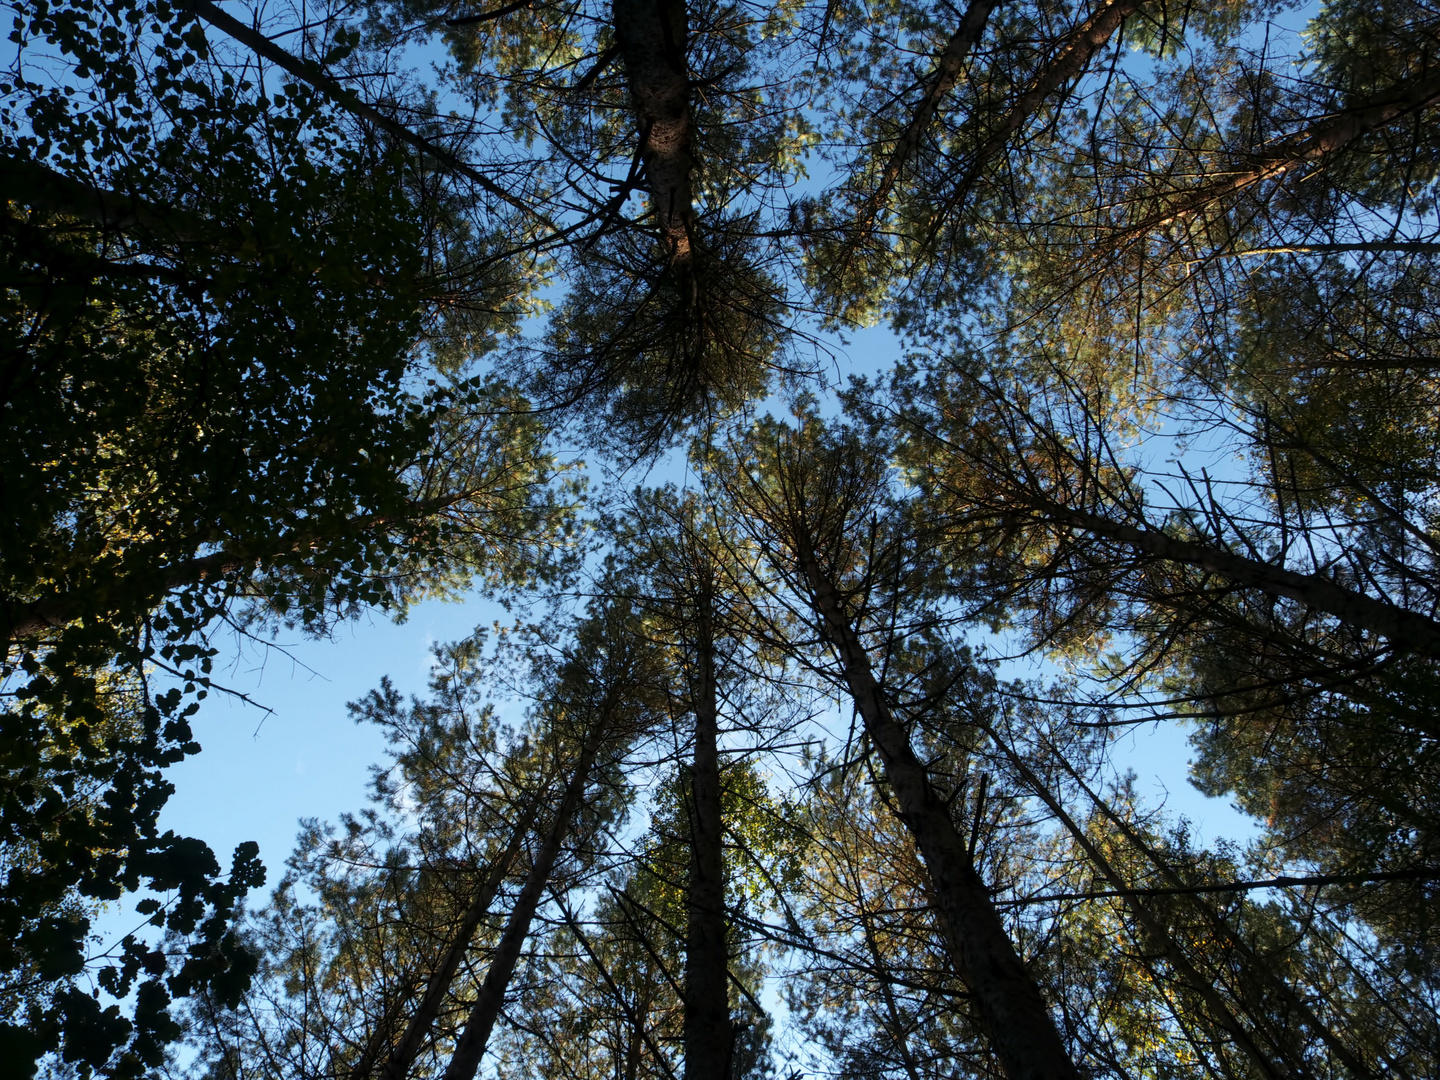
996,866 -> 1440,907
852,0 -> 999,230
446,0 -> 532,26
184,0 -> 534,217
940,0 -> 1144,217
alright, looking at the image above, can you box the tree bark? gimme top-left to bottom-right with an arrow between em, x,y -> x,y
362,804 -> 534,1080
0,151 -> 213,242
442,725 -> 608,1080
684,584 -> 733,1080
612,0 -> 697,267
792,531 -> 1081,1080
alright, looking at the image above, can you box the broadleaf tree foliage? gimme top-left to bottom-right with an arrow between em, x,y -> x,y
5,0 -> 1440,1076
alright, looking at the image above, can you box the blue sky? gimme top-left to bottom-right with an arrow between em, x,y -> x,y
156,594 -> 506,885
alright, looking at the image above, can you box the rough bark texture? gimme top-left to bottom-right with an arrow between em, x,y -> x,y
612,0 -> 697,266
684,588 -> 733,1080
442,726 -> 607,1080
792,534 -> 1081,1080
1035,501 -> 1440,659
364,808 -> 533,1080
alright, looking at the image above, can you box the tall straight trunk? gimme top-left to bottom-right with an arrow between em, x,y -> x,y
623,1001 -> 646,1080
684,587 -> 733,1080
791,534 -> 1080,1080
1030,499 -> 1440,659
361,804 -> 534,1080
442,726 -> 608,1080
612,0 -> 697,267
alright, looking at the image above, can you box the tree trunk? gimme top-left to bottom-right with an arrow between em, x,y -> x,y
442,725 -> 608,1080
0,151 -> 212,242
1127,70 -> 1440,238
684,587 -> 733,1080
982,727 -> 1304,1080
1062,764 -> 1389,1080
612,0 -> 697,267
1033,499 -> 1440,659
792,533 -> 1081,1080
365,804 -> 534,1080
854,0 -> 998,227
945,0 -> 1143,210
857,889 -> 925,1080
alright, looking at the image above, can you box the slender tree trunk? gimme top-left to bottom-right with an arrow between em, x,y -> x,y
1061,764 -> 1391,1080
856,886 -> 925,1080
853,0 -> 998,227
684,587 -> 733,1080
345,977 -> 419,1080
981,727 -> 1304,1080
556,894 -> 681,1080
442,725 -> 608,1080
1126,70 -> 1440,238
1030,499 -> 1440,659
945,0 -> 1143,209
612,0 -> 697,268
623,997 -> 647,1080
362,804 -> 534,1080
792,532 -> 1081,1080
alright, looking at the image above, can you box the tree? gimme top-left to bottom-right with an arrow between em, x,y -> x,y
707,413 -> 1084,1080
614,494 -> 738,1080
187,602 -> 668,1080
1,0 -> 575,1070
15,0 -> 1440,1076
609,488 -> 805,1080
442,600 -> 664,1080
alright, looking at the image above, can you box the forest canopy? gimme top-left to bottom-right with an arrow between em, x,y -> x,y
3,0 -> 1439,1077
